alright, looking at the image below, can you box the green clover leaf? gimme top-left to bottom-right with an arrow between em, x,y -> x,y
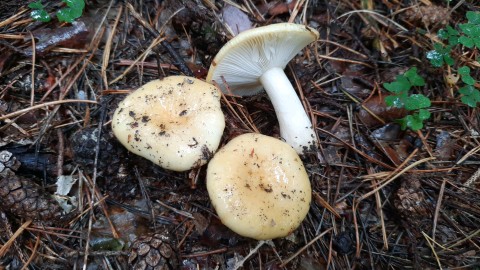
30,0 -> 85,23
427,43 -> 454,67
417,109 -> 431,121
458,66 -> 476,85
462,75 -> 475,86
398,115 -> 424,131
28,0 -> 44,9
404,67 -> 426,86
64,0 -> 85,17
383,75 -> 411,93
28,0 -> 51,22
437,28 -> 448,39
438,26 -> 459,46
426,50 -> 444,67
466,11 -> 480,25
459,85 -> 480,107
385,95 -> 405,108
57,8 -> 75,22
458,66 -> 471,75
398,110 -> 431,131
57,0 -> 85,23
459,36 -> 475,48
31,9 -> 51,22
459,23 -> 480,40
404,94 -> 431,110
383,68 -> 430,131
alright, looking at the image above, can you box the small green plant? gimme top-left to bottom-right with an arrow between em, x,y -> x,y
458,66 -> 475,85
438,26 -> 459,46
426,43 -> 454,67
427,11 -> 480,67
457,66 -> 480,107
458,11 -> 480,48
459,85 -> 480,108
383,67 -> 431,131
426,11 -> 480,108
29,0 -> 85,23
29,1 -> 50,22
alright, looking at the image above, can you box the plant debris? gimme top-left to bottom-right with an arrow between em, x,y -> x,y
0,1 -> 479,269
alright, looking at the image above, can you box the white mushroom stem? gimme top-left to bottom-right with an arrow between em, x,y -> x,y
259,67 -> 317,153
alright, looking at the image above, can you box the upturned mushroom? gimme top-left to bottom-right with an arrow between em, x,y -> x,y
206,23 -> 319,154
111,76 -> 225,172
206,133 -> 311,240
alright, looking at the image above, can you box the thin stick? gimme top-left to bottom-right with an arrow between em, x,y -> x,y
318,128 -> 395,170
359,157 -> 436,201
83,100 -> 109,270
232,240 -> 269,270
338,84 -> 386,125
313,192 -> 340,218
337,10 -> 408,32
288,0 -> 305,23
0,99 -> 97,121
432,178 -> 446,241
279,228 -> 333,267
422,232 -> 444,270
102,4 -> 123,87
29,31 -> 36,106
156,200 -> 194,219
176,222 -> 195,249
456,145 -> 480,165
20,234 -> 41,270
181,247 -> 229,258
213,80 -> 258,133
446,229 -> 480,249
316,54 -> 374,68
0,9 -> 28,28
56,126 -> 65,176
462,167 -> 480,190
317,39 -> 369,59
416,130 -> 434,157
0,219 -> 32,257
372,178 -> 388,250
125,3 -> 193,76
110,36 -> 165,84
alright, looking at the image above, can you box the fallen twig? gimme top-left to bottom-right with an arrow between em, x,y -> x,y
125,3 -> 193,77
232,240 -> 271,270
0,100 -> 97,121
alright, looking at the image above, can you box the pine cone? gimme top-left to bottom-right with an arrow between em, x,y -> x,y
0,169 -> 65,223
394,177 -> 431,225
70,127 -> 124,176
70,127 -> 138,199
128,233 -> 179,270
402,5 -> 450,28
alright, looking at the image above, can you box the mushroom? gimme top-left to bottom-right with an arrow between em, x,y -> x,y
206,23 -> 319,154
111,76 -> 225,172
206,133 -> 311,240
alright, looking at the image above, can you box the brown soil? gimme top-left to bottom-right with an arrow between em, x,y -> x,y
0,0 -> 479,269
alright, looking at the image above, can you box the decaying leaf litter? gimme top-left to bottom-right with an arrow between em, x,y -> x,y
0,0 -> 479,269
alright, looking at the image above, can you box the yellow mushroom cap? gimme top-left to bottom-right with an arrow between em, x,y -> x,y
206,133 -> 311,240
111,76 -> 225,172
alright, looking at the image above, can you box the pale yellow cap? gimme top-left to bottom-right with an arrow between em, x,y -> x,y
206,133 -> 311,240
112,76 -> 225,172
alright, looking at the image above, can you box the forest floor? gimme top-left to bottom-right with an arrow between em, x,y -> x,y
0,0 -> 479,269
